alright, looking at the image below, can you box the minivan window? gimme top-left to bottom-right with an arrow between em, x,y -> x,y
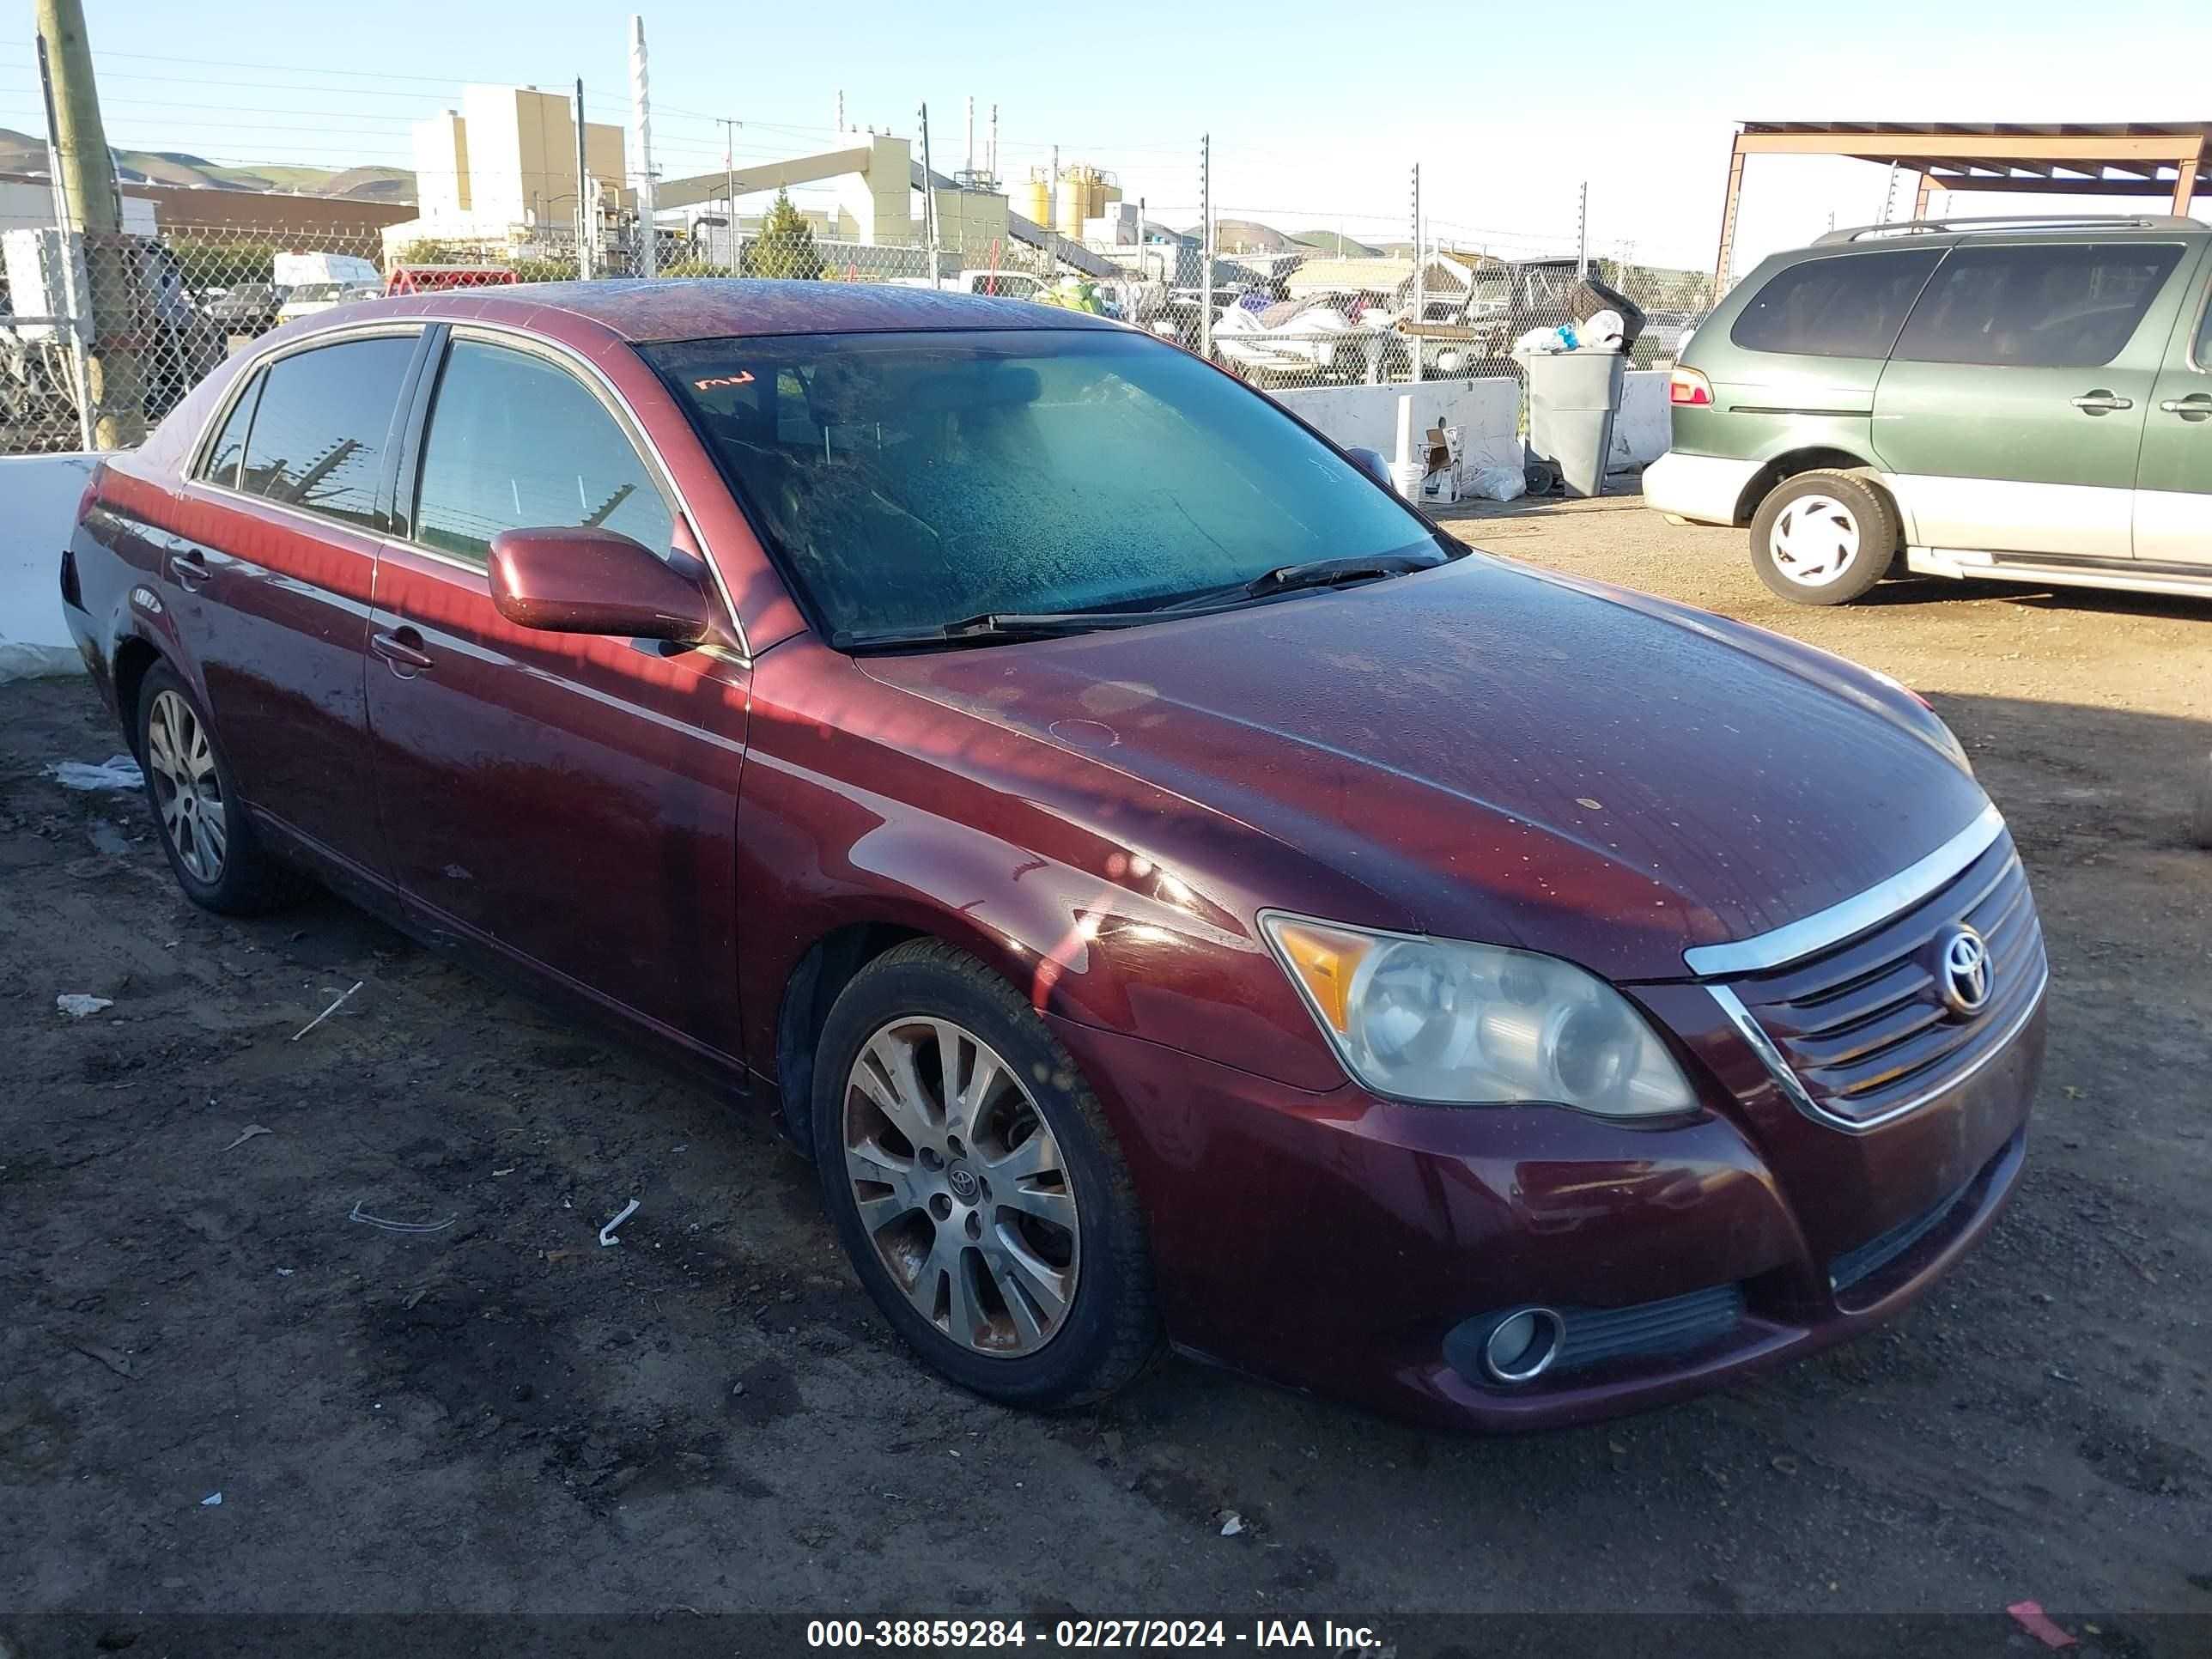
413,339 -> 675,568
2195,287 -> 2212,369
1893,242 -> 2185,368
646,328 -> 1438,639
1729,248 -> 1943,359
199,372 -> 261,489
239,337 -> 416,531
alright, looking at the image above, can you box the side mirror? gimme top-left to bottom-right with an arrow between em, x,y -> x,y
488,526 -> 714,644
1344,446 -> 1393,489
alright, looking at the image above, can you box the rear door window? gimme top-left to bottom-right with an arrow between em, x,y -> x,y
1729,248 -> 1943,359
199,373 -> 262,488
1893,242 -> 2185,368
412,338 -> 675,568
239,336 -> 416,531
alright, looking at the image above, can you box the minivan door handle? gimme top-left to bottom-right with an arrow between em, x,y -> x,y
167,549 -> 211,591
369,626 -> 434,678
2070,390 -> 2134,414
2159,392 -> 2212,421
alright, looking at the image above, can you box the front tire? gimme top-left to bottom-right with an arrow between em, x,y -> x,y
812,939 -> 1160,1408
136,662 -> 303,915
1748,471 -> 1899,605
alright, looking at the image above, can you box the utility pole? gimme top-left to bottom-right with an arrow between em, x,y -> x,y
720,117 -> 739,270
1136,196 -> 1146,283
573,80 -> 595,279
1409,163 -> 1424,384
918,101 -> 939,288
34,0 -> 140,448
1576,180 -> 1589,276
1199,134 -> 1214,363
965,94 -> 975,178
629,15 -> 656,278
1048,143 -> 1060,279
836,89 -> 844,134
1881,161 -> 1899,224
989,104 -> 999,183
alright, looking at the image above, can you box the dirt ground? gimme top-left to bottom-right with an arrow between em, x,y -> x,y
3,495 -> 2209,1644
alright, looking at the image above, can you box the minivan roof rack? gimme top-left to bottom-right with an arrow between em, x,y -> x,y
1815,214 -> 2206,245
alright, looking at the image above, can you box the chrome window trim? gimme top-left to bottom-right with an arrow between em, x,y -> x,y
430,321 -> 750,664
185,320 -> 428,483
1709,950 -> 2048,1135
1681,803 -> 2007,977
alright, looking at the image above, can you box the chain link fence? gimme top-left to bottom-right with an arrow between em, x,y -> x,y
2,180 -> 1715,457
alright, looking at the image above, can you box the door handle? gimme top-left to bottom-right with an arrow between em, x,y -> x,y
370,626 -> 434,678
167,550 -> 211,591
2069,391 -> 2134,415
2159,393 -> 2212,421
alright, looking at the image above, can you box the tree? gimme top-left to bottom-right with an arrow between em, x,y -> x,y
740,191 -> 824,280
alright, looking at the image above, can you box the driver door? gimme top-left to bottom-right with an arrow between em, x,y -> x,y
363,327 -> 753,1056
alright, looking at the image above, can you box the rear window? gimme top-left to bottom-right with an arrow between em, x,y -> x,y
238,336 -> 416,531
199,373 -> 261,488
1893,242 -> 2185,368
1729,248 -> 1942,359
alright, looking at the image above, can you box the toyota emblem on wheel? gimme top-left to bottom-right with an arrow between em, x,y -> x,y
1938,926 -> 1993,1018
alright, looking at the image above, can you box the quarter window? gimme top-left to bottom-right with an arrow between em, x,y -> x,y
238,336 -> 416,531
199,373 -> 261,488
413,340 -> 674,568
1893,242 -> 2185,368
2195,285 -> 2212,369
1729,249 -> 1943,359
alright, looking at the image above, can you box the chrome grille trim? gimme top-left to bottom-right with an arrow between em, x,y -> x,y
1712,953 -> 2048,1134
1683,803 -> 2007,977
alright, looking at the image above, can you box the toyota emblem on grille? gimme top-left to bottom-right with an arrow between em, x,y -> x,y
1937,926 -> 1993,1018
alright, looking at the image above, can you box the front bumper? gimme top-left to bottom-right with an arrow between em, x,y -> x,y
1050,988 -> 2043,1432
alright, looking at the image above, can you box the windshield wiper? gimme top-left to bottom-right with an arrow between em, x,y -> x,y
831,553 -> 1450,652
831,610 -> 1181,651
1237,551 -> 1445,599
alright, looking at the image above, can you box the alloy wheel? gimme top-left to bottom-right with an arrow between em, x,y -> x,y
842,1017 -> 1080,1358
147,689 -> 227,883
1768,494 -> 1861,587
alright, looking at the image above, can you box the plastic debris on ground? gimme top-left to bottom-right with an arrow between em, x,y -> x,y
599,1197 -> 641,1247
1218,1511 -> 1246,1537
56,994 -> 114,1018
1465,465 -> 1528,503
46,755 -> 143,792
199,1492 -> 222,1507
2007,1602 -> 2076,1650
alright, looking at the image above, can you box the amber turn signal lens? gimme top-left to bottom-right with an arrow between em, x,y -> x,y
1270,921 -> 1376,1033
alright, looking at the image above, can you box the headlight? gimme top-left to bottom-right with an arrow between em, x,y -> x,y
1260,914 -> 1698,1117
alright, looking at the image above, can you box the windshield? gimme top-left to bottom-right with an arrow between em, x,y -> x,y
288,283 -> 343,302
646,329 -> 1437,639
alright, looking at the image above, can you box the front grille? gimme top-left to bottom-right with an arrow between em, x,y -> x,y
1724,836 -> 2045,1129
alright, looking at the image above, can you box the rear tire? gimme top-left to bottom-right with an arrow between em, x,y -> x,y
136,662 -> 304,915
1748,471 -> 1899,605
812,939 -> 1160,1409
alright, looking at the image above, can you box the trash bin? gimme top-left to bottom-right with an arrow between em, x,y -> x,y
1526,348 -> 1626,500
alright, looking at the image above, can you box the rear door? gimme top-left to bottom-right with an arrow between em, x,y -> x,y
170,327 -> 424,868
362,328 -> 752,1055
2133,244 -> 2212,564
1872,239 -> 2192,559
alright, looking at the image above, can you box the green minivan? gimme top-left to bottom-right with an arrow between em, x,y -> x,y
1644,216 -> 2212,604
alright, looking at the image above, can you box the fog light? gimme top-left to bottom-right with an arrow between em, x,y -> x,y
1482,1307 -> 1562,1383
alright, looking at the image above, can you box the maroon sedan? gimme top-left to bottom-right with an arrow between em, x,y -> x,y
61,282 -> 2046,1429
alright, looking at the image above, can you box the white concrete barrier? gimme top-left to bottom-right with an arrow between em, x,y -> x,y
0,452 -> 94,682
1269,379 -> 1523,475
1614,369 -> 1671,469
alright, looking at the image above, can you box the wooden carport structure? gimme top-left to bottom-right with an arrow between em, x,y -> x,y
1712,121 -> 2211,293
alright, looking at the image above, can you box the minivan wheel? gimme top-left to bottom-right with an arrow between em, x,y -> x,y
135,663 -> 303,915
1748,471 -> 1899,605
812,939 -> 1160,1408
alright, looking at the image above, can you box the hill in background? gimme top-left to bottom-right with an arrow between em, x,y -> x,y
0,127 -> 414,202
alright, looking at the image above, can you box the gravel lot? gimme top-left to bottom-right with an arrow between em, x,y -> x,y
3,495 -> 2209,1644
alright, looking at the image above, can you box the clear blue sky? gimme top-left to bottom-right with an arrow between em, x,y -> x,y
3,0 -> 2207,270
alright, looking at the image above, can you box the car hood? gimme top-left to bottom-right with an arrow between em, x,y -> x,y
857,556 -> 1990,981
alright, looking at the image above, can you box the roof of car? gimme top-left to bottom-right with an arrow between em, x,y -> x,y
377,277 -> 1125,344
